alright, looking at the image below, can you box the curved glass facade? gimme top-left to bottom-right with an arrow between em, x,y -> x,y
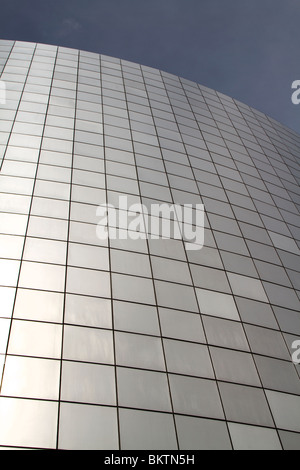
0,39 -> 300,450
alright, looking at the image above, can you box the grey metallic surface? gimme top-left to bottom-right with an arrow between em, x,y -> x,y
0,40 -> 299,449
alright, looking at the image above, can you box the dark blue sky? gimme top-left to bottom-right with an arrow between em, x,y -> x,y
1,0 -> 300,133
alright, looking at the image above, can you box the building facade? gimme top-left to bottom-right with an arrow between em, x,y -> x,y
0,40 -> 300,450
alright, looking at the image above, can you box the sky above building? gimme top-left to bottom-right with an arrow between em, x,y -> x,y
1,0 -> 300,133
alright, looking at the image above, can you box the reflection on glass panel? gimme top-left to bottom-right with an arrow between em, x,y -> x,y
191,264 -> 231,293
66,266 -> 110,297
245,324 -> 290,360
14,288 -> 64,323
169,374 -> 224,419
155,280 -> 198,312
58,403 -> 118,450
117,367 -> 171,412
176,415 -> 231,450
71,185 -> 106,204
31,197 -> 69,219
63,325 -> 114,364
159,308 -> 205,343
263,281 -> 300,311
23,237 -> 67,265
219,382 -> 274,427
119,408 -> 177,450
115,331 -> 165,371
34,179 -> 70,200
196,288 -> 239,320
110,249 -> 152,278
0,397 -> 58,448
65,294 -> 112,329
112,273 -> 155,304
164,339 -> 213,378
8,320 -> 62,358
61,361 -> 116,405
69,220 -> 107,247
279,430 -> 300,450
27,216 -> 68,241
1,355 -> 60,400
274,306 -> 300,335
151,256 -> 192,284
68,243 -> 109,271
203,316 -> 249,351
254,355 -> 300,394
227,272 -> 268,302
266,391 -> 300,433
236,297 -> 278,329
228,422 -> 281,450
210,347 -> 260,386
113,301 -> 158,337
19,261 -> 65,292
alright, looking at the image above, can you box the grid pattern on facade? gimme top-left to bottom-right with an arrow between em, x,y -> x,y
0,40 -> 300,450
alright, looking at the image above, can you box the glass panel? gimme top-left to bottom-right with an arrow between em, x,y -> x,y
219,382 -> 274,426
159,308 -> 205,343
112,273 -> 155,305
1,355 -> 60,400
117,367 -> 171,412
8,320 -> 62,358
63,325 -> 114,364
210,347 -> 260,386
236,297 -> 278,329
23,238 -> 67,265
279,430 -> 300,450
19,261 -> 65,292
164,339 -> 213,378
115,331 -> 165,371
58,403 -> 118,450
61,361 -> 116,405
113,301 -> 159,336
14,288 -> 63,323
245,324 -> 290,360
196,288 -> 239,320
266,391 -> 300,432
67,243 -> 109,271
66,267 -> 110,297
191,265 -> 231,293
119,409 -> 177,450
228,423 -> 282,450
176,415 -> 231,450
64,294 -> 112,329
27,216 -> 68,240
0,397 -> 58,448
254,355 -> 300,394
155,280 -> 198,312
203,316 -> 249,351
169,374 -> 224,419
110,249 -> 151,277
